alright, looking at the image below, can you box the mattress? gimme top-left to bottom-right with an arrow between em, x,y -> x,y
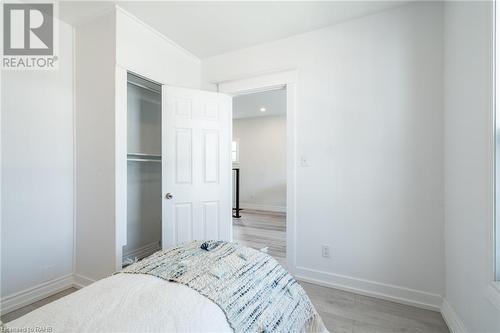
7,273 -> 232,332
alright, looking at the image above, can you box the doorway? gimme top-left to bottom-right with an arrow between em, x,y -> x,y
231,88 -> 287,267
218,69 -> 297,273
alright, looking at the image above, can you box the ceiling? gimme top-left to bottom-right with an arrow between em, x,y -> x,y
233,89 -> 286,120
59,1 -> 410,59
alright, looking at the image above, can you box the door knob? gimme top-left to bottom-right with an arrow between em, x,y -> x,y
165,193 -> 174,200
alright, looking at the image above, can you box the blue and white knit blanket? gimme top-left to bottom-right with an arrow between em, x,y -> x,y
118,240 -> 325,333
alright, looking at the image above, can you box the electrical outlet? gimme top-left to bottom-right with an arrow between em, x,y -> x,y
321,245 -> 330,258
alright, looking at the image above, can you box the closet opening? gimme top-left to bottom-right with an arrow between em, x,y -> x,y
123,73 -> 162,267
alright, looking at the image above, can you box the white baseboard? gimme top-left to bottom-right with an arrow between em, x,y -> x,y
485,282 -> 500,311
441,298 -> 468,333
1,273 -> 97,316
240,202 -> 286,213
294,266 -> 442,312
122,241 -> 161,264
72,274 -> 96,289
1,274 -> 74,316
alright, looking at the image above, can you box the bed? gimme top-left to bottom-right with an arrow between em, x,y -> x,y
6,241 -> 328,333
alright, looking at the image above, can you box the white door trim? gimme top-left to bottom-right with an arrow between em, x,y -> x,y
217,69 -> 298,274
115,65 -> 128,271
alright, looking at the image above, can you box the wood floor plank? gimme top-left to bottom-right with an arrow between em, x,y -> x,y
1,305 -> 37,323
302,281 -> 449,333
31,288 -> 79,309
233,209 -> 287,260
1,288 -> 78,323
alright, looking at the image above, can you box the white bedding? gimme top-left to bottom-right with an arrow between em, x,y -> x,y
7,274 -> 232,333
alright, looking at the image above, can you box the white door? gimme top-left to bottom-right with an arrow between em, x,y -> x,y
162,86 -> 232,248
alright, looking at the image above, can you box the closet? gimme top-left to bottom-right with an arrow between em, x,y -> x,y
76,69 -> 233,275
123,73 -> 162,266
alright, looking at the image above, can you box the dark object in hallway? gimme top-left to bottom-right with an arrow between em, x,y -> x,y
232,168 -> 241,218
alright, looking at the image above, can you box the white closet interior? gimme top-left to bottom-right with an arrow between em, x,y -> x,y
123,73 -> 162,266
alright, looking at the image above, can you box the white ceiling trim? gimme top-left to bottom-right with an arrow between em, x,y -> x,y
115,5 -> 200,62
217,68 -> 298,95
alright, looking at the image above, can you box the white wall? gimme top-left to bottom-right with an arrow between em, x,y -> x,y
115,7 -> 201,88
443,1 -> 500,332
74,11 -> 117,282
1,21 -> 74,297
204,2 -> 445,309
233,116 -> 286,212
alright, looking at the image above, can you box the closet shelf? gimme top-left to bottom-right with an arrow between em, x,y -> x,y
127,152 -> 161,163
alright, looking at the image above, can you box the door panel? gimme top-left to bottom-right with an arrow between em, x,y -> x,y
162,86 -> 231,248
175,128 -> 193,184
203,101 -> 219,120
174,203 -> 193,244
175,99 -> 192,118
203,130 -> 219,183
203,201 -> 220,240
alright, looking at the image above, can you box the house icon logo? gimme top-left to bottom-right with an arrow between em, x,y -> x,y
4,3 -> 53,55
2,2 -> 58,69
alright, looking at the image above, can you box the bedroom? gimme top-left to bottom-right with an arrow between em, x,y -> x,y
1,1 -> 499,332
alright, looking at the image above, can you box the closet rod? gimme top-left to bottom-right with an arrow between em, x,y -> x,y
128,152 -> 161,158
127,80 -> 161,94
127,158 -> 162,163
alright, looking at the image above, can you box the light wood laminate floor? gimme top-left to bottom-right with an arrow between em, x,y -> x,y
233,209 -> 287,267
1,288 -> 78,323
2,211 -> 449,332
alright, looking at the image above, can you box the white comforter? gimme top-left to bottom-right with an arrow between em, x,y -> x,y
8,274 -> 232,332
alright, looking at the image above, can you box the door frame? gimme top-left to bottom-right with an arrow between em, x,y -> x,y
216,69 -> 298,274
115,66 -> 166,270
